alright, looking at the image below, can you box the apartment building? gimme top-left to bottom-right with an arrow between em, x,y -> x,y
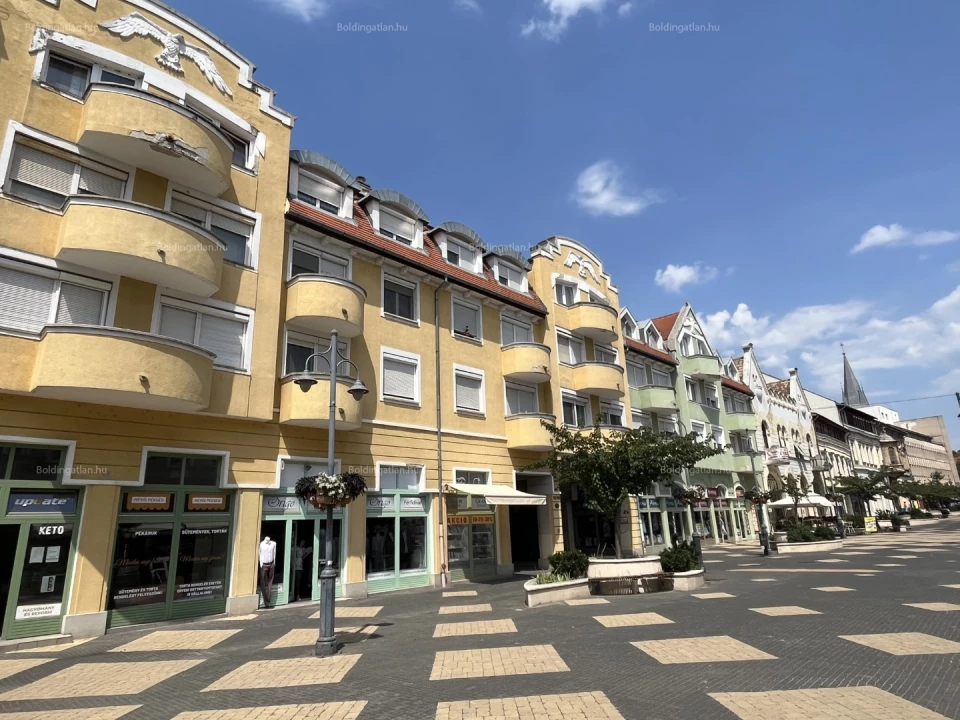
894,416 -> 960,484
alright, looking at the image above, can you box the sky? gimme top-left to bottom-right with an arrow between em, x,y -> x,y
176,0 -> 960,446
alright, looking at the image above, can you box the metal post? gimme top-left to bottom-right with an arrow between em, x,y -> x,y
692,530 -> 703,567
316,330 -> 339,658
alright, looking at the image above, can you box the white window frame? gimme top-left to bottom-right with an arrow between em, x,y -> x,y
378,206 -> 417,246
443,236 -> 480,273
375,461 -> 425,492
554,280 -> 578,306
595,344 -> 618,365
621,318 -> 637,340
500,315 -> 533,346
685,378 -> 702,404
734,395 -> 750,413
652,368 -> 672,388
561,391 -> 591,428
451,296 -> 483,344
659,418 -> 678,435
633,412 -> 652,430
712,426 -> 725,449
295,168 -> 345,217
599,402 -> 625,427
494,258 -> 526,292
681,332 -> 710,357
42,51 -> 143,98
380,346 -> 421,406
275,455 -> 342,490
282,328 -> 350,376
151,292 -> 254,374
452,467 -> 491,486
381,271 -> 420,326
691,421 -> 707,442
453,364 -> 486,416
627,362 -> 648,389
704,382 -> 719,408
556,329 -> 584,366
504,381 -> 539,416
288,238 -> 351,281
166,189 -> 257,269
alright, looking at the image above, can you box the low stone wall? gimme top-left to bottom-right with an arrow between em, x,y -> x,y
773,538 -> 843,554
587,557 -> 662,579
659,569 -> 706,592
524,577 -> 591,608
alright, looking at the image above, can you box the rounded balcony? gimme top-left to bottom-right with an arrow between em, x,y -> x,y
629,385 -> 678,414
505,414 -> 556,451
279,375 -> 363,431
571,362 -> 625,400
684,354 -> 722,379
725,412 -> 757,432
285,276 -> 366,339
31,326 -> 213,412
79,85 -> 233,196
57,197 -> 224,297
567,302 -> 618,343
501,343 -> 551,384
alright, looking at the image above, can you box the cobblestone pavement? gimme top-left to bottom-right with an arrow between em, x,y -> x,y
4,524 -> 960,719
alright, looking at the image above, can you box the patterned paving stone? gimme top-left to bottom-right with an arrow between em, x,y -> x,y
0,708 -> 141,720
903,602 -> 960,612
435,691 -> 624,719
433,620 -> 517,638
212,614 -> 259,621
111,630 -> 241,652
310,606 -> 383,619
202,656 -> 361,691
749,606 -> 822,617
632,636 -> 775,664
840,632 -> 960,656
710,686 -> 947,719
0,659 -> 51,680
430,645 -> 569,680
889,555 -> 920,559
565,598 -> 609,605
438,604 -> 492,615
876,563 -> 905,567
692,592 -> 736,599
0,660 -> 203,700
593,613 -> 673,628
813,586 -> 855,592
9,639 -> 94,654
265,627 -> 378,649
171,702 -> 368,720
442,591 -> 477,598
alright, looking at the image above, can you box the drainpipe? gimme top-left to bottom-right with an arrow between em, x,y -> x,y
435,278 -> 451,587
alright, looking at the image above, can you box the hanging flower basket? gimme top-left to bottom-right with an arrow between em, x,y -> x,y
672,487 -> 705,507
744,490 -> 771,505
294,472 -> 367,509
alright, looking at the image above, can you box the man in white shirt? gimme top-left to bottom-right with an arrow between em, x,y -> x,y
258,536 -> 277,608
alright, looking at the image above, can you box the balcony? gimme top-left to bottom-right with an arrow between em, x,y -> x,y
630,385 -> 677,414
285,276 -> 366,338
505,414 -> 556,451
683,354 -> 722,379
31,326 -> 213,412
502,343 -> 551,384
724,411 -> 757,433
566,302 -> 618,343
571,362 -> 625,400
279,376 -> 363,431
57,197 -> 224,297
78,85 -> 233,195
731,453 -> 760,474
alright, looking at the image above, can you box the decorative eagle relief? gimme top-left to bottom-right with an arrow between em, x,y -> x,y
99,12 -> 233,97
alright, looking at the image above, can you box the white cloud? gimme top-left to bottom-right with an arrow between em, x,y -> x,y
454,0 -> 482,12
654,263 -> 718,293
618,2 -> 634,16
522,0 -> 611,40
932,368 -> 960,394
256,0 -> 327,21
704,303 -> 769,349
851,223 -> 960,254
573,160 -> 662,217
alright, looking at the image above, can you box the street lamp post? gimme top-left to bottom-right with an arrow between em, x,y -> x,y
747,448 -> 770,555
292,330 -> 368,658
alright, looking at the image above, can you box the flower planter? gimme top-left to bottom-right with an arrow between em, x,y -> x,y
772,538 -> 843,554
659,568 -> 706,592
524,577 -> 590,607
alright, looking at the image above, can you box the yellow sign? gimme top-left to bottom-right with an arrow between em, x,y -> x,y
863,516 -> 878,533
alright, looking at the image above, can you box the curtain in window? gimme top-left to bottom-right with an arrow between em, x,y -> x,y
506,386 -> 536,415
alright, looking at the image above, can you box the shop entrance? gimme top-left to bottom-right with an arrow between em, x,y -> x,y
0,526 -> 19,638
509,505 -> 539,569
290,519 -> 313,603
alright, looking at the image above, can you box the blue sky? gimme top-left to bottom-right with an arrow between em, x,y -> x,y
178,0 -> 960,445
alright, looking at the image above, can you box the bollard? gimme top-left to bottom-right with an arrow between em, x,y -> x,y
692,531 -> 703,567
760,525 -> 770,556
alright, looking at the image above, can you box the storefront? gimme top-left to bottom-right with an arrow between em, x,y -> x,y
365,465 -> 431,593
637,497 -> 665,548
107,452 -> 234,628
446,494 -> 497,582
665,498 -> 689,543
0,442 -> 82,641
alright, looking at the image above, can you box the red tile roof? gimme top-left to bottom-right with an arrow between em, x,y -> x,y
651,311 -> 680,339
721,376 -> 754,397
767,379 -> 794,403
624,337 -> 677,366
287,198 -> 548,315
732,357 -> 744,378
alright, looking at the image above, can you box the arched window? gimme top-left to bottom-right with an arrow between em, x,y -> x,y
761,421 -> 769,449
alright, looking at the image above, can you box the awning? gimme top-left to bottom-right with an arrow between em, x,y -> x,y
768,493 -> 836,509
445,483 -> 546,506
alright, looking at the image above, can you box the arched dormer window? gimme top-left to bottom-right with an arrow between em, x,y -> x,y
369,189 -> 429,250
488,245 -> 531,293
434,222 -> 485,274
621,317 -> 637,340
290,150 -> 355,220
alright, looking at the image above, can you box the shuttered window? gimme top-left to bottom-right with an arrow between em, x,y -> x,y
557,334 -> 583,365
595,346 -> 617,364
7,143 -> 125,209
453,300 -> 480,339
379,209 -> 415,244
77,166 -> 124,198
297,171 -> 342,214
497,263 -> 523,291
170,192 -> 254,267
0,263 -> 107,334
382,354 -> 418,403
290,244 -> 348,279
454,369 -> 484,414
157,298 -> 249,370
505,384 -> 537,415
55,283 -> 105,325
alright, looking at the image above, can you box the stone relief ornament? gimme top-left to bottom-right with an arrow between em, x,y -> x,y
99,13 -> 233,97
564,251 -> 600,283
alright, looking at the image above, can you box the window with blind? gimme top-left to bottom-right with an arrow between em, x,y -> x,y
379,465 -> 422,491
169,193 -> 254,267
627,363 -> 647,388
43,54 -> 140,97
445,240 -> 476,270
452,300 -> 480,340
599,404 -> 623,426
297,171 -> 343,215
691,421 -> 707,442
383,275 -> 417,321
381,350 -> 419,404
659,418 -> 677,435
505,383 -> 537,415
157,298 -> 249,370
595,346 -> 617,364
562,398 -> 587,427
500,317 -> 532,346
556,334 -> 583,365
497,262 -> 524,291
379,209 -> 415,245
6,142 -> 125,209
0,262 -> 108,335
633,413 -> 652,429
284,331 -> 348,375
454,367 -> 484,414
712,426 -> 725,449
290,243 -> 348,279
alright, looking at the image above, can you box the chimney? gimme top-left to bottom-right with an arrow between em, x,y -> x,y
788,368 -> 798,376
742,342 -> 753,353
354,175 -> 370,192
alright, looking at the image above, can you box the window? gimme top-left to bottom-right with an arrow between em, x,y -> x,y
379,465 -> 422,491
379,208 -> 415,244
595,346 -> 617,365
222,129 -> 249,168
381,349 -> 420,404
497,262 -> 524,291
705,383 -> 719,408
599,403 -> 623,426
280,459 -> 340,488
445,240 -> 476,271
157,298 -> 249,371
556,334 -> 584,365
627,363 -> 647,388
284,331 -> 348,375
144,453 -> 221,486
170,193 -> 254,267
633,413 -> 651,429
685,379 -> 702,404
290,243 -> 348,279
43,54 -> 140,98
0,262 -> 108,335
452,299 -> 480,340
681,334 -> 709,356
500,317 -> 532,345
6,142 -> 125,209
622,318 -> 636,339
383,275 -> 417,322
505,383 -> 538,415
297,170 -> 342,215
645,327 -> 659,347
731,433 -> 754,454
712,426 -> 724,449
562,397 -> 588,427
691,421 -> 707,442
554,282 -> 578,306
659,418 -> 677,435
455,470 -> 489,485
454,366 -> 485,414
652,369 -> 672,388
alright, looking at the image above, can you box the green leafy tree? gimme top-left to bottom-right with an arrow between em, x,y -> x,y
782,473 -> 807,518
527,422 -> 722,558
837,470 -> 895,515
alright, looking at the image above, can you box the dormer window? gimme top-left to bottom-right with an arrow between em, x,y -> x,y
645,327 -> 659,348
681,334 -> 709,357
622,318 -> 637,340
297,170 -> 343,216
379,208 -> 415,245
497,262 -> 524,291
446,238 -> 477,271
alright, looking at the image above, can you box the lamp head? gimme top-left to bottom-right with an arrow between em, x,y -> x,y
292,374 -> 318,393
348,377 -> 369,401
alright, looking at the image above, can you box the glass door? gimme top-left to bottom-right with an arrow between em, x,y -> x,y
259,520 -> 286,607
470,518 -> 496,580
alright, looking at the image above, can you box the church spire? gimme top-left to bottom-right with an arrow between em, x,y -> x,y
841,345 -> 869,407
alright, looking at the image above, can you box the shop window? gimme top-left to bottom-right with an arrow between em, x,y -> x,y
14,523 -> 73,620
455,470 -> 489,485
7,446 -> 63,481
174,523 -> 229,600
108,523 -> 174,609
0,446 -> 9,476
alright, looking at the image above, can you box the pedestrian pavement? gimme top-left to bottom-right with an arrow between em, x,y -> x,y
3,524 -> 960,718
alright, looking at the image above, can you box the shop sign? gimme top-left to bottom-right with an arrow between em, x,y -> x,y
186,493 -> 227,511
367,495 -> 395,511
15,602 -> 61,620
262,495 -> 299,515
401,496 -> 425,512
863,516 -> 878,533
469,515 -> 493,525
448,515 -> 469,525
125,493 -> 171,512
471,496 -> 490,510
7,492 -> 77,515
706,487 -> 719,499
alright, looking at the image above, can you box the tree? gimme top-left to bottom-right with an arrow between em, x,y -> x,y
782,474 -> 806,519
836,472 -> 890,515
527,422 -> 722,558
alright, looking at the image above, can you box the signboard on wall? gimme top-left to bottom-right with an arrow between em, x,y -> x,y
15,602 -> 61,620
367,495 -> 395,511
186,494 -> 227,511
7,492 -> 78,515
448,515 -> 469,525
125,493 -> 172,512
262,495 -> 298,514
401,496 -> 425,512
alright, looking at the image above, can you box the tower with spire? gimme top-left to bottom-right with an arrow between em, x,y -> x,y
841,345 -> 870,408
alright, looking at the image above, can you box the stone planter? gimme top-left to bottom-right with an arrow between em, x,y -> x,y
524,577 -> 590,608
587,557 -> 662,579
772,538 -> 843,554
659,568 -> 706,592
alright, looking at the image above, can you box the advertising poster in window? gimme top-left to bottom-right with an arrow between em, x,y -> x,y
174,523 -> 229,601
109,523 -> 173,608
15,523 -> 73,621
